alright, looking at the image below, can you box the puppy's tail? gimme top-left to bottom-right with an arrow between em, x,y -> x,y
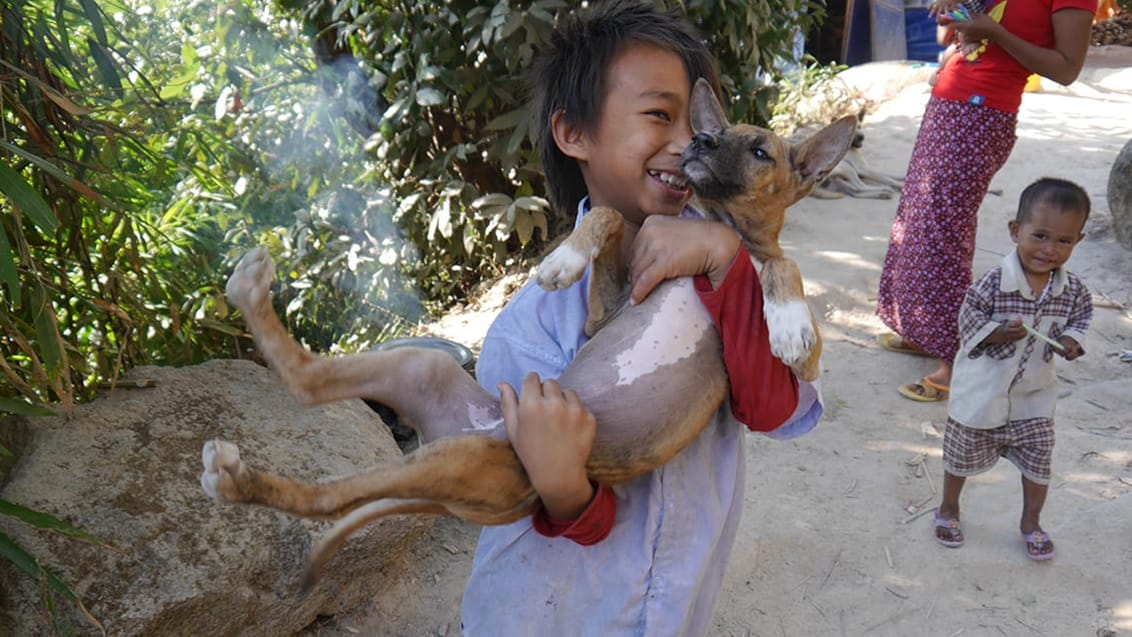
299,498 -> 449,593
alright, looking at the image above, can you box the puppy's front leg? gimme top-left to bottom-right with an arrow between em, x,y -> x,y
536,206 -> 627,336
759,257 -> 821,381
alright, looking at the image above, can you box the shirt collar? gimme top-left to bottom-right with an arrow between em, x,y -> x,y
999,247 -> 1067,300
574,196 -> 703,225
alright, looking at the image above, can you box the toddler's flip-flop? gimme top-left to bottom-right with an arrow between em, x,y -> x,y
933,510 -> 964,548
1022,530 -> 1055,561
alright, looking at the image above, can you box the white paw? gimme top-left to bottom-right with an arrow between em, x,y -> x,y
764,298 -> 815,367
201,438 -> 244,503
536,243 -> 590,290
225,247 -> 275,312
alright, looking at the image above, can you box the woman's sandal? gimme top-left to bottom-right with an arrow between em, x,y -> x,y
877,332 -> 931,357
933,510 -> 964,548
1022,530 -> 1055,561
898,377 -> 950,403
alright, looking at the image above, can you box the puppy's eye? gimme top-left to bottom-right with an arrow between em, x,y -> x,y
750,146 -> 769,160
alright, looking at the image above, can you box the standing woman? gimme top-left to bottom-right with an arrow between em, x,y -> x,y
876,0 -> 1095,402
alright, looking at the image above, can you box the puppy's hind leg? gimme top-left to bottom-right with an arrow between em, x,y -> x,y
226,249 -> 494,443
202,435 -> 537,524
203,434 -> 538,589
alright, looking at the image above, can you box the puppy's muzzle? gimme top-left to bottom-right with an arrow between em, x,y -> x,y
691,131 -> 719,151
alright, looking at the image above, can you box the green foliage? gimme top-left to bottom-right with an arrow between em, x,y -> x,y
769,56 -> 856,135
275,0 -> 824,310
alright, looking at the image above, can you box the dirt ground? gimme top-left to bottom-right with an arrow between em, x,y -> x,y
302,48 -> 1132,637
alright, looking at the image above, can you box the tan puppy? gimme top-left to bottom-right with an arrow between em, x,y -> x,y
201,78 -> 855,588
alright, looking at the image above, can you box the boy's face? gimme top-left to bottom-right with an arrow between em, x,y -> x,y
567,42 -> 693,227
1008,200 -> 1086,277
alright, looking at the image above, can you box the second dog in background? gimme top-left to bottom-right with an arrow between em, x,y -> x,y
807,129 -> 906,200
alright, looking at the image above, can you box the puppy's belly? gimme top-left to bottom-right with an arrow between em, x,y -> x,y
559,279 -> 728,474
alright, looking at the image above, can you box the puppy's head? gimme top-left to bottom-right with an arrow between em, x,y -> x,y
681,78 -> 857,214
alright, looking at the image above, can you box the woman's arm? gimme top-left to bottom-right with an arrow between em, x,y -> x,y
951,8 -> 1093,85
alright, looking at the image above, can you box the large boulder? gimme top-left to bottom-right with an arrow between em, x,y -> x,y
1110,136 -> 1132,251
0,359 -> 432,636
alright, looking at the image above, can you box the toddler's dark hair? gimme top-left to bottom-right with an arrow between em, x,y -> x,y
528,0 -> 721,216
1016,177 -> 1090,224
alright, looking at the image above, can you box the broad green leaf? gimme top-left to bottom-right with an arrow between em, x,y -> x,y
0,140 -> 109,208
0,397 -> 56,417
470,192 -> 512,211
0,163 -> 58,234
0,500 -> 104,545
77,0 -> 109,46
87,37 -> 122,94
0,60 -> 91,116
0,532 -> 77,600
485,107 -> 528,131
30,286 -> 64,379
415,88 -> 444,107
0,223 -> 20,307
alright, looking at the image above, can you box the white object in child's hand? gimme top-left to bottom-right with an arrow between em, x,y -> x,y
1021,322 -> 1065,352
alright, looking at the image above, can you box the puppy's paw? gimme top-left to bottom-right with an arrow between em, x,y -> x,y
225,247 -> 276,313
536,242 -> 591,290
201,439 -> 245,503
764,298 -> 815,367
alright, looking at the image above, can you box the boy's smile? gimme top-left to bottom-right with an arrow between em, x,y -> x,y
1009,200 -> 1086,287
566,41 -> 694,228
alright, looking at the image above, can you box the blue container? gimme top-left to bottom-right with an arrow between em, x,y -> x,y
905,7 -> 944,62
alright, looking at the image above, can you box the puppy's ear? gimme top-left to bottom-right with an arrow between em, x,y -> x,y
791,115 -> 857,193
689,77 -> 729,135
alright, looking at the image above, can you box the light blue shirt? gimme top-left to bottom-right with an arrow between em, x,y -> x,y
460,200 -> 823,636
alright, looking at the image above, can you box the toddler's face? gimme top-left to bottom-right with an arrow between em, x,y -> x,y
574,42 -> 693,227
1009,202 -> 1086,277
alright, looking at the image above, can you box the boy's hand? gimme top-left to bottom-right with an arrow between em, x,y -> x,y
499,373 -> 597,520
1056,336 -> 1085,360
628,215 -> 740,304
984,317 -> 1026,345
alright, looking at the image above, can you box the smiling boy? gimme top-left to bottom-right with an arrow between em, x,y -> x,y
459,2 -> 822,634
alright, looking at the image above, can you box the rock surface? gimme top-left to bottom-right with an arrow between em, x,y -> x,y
0,359 -> 430,636
1109,136 -> 1132,251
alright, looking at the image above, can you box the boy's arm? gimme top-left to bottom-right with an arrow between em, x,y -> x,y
1055,278 -> 1093,360
693,252 -> 805,434
959,273 -> 1021,355
477,294 -> 616,545
629,216 -> 810,435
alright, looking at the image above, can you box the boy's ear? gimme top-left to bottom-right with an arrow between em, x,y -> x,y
551,110 -> 589,161
1008,219 -> 1020,241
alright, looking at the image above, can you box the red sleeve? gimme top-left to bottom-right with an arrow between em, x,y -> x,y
694,252 -> 800,432
531,484 -> 615,545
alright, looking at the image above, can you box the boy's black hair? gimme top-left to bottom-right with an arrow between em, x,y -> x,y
528,0 -> 721,216
1016,177 -> 1091,225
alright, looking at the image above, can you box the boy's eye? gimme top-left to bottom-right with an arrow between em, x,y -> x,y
647,110 -> 671,122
